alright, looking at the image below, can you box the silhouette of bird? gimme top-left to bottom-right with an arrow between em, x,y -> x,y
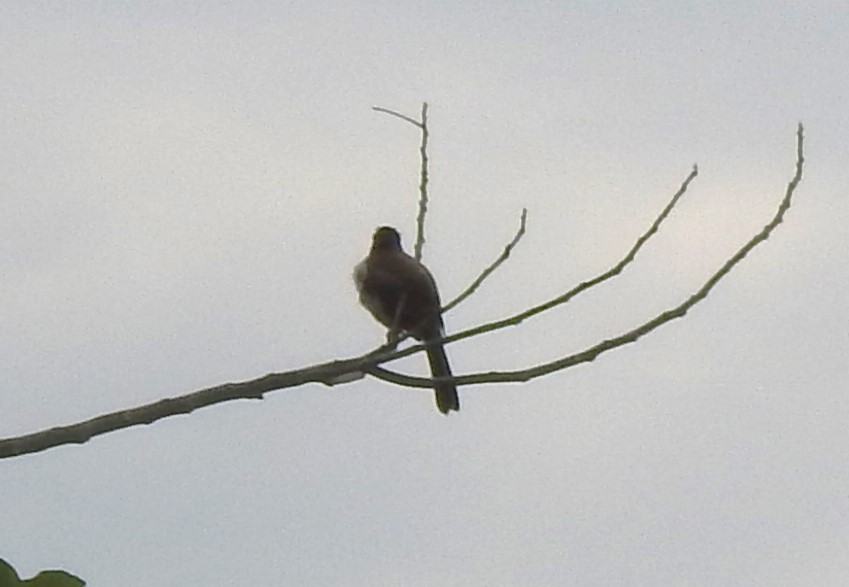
354,226 -> 459,413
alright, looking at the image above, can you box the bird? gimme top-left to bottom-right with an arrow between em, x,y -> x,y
354,226 -> 459,414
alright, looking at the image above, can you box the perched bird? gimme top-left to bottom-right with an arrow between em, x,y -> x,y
354,226 -> 459,414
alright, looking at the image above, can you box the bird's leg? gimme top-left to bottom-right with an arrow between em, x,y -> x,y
385,293 -> 407,348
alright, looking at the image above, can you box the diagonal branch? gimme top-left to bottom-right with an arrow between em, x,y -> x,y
424,163 -> 700,351
377,205 -> 528,351
0,353 -> 375,459
442,207 -> 528,314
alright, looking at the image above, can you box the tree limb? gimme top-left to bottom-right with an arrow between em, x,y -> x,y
0,126 -> 804,459
371,125 -> 804,386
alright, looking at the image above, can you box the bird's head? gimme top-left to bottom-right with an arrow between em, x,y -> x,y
371,226 -> 403,252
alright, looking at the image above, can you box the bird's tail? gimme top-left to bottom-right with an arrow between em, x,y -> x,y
425,340 -> 459,414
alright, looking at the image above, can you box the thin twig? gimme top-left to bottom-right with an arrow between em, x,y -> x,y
371,106 -> 423,128
414,102 -> 429,261
442,208 -> 528,314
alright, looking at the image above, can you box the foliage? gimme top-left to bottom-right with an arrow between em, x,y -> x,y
0,559 -> 84,587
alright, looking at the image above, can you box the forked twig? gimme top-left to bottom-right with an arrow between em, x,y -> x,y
373,102 -> 431,261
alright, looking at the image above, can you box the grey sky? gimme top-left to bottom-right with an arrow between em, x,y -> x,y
2,1 -> 848,585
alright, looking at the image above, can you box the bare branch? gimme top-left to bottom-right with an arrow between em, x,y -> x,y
0,354 -> 376,459
373,103 -> 431,261
426,163 -> 699,350
0,127 -> 804,460
414,102 -> 430,261
372,125 -> 805,386
371,106 -> 423,128
443,208 -> 528,314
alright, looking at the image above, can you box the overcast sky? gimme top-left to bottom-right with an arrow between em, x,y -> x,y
2,1 -> 848,585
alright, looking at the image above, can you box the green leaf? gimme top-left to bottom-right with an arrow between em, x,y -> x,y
0,559 -> 85,587
0,558 -> 22,586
